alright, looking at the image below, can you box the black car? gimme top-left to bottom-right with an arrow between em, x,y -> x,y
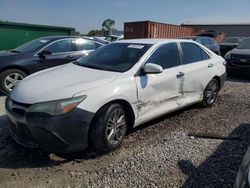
182,36 -> 221,55
0,36 -> 104,94
234,146 -> 250,188
225,38 -> 250,77
220,37 -> 246,57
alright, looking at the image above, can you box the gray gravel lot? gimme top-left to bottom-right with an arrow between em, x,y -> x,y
0,78 -> 250,188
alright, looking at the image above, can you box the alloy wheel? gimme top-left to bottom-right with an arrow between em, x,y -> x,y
4,73 -> 24,91
106,108 -> 127,146
206,80 -> 219,105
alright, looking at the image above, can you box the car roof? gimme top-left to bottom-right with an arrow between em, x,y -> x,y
38,35 -> 81,41
116,38 -> 195,45
182,36 -> 213,39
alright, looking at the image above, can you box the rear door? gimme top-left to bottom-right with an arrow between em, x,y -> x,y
135,43 -> 182,122
178,42 -> 215,102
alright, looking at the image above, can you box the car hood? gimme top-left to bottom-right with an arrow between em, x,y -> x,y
0,51 -> 22,60
230,48 -> 250,55
11,63 -> 120,104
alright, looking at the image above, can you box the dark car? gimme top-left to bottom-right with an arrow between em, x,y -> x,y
220,37 -> 246,57
0,36 -> 104,94
182,36 -> 221,55
234,146 -> 250,188
225,38 -> 250,77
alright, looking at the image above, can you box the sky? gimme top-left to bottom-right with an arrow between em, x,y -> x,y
1,0 -> 250,34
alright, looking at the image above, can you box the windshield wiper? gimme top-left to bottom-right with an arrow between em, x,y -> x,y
10,50 -> 21,53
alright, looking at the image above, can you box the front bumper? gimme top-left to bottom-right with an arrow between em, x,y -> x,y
5,97 -> 94,153
226,60 -> 250,77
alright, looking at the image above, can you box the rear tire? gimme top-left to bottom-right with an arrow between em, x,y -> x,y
0,69 -> 27,94
89,104 -> 128,152
202,78 -> 219,107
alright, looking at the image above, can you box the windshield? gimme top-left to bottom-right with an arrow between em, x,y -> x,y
76,43 -> 152,72
223,37 -> 244,43
237,38 -> 250,49
15,38 -> 51,53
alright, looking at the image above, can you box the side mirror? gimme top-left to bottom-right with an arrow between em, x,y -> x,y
143,63 -> 163,74
37,50 -> 52,58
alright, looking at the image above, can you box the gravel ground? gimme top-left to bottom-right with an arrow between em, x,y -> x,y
0,78 -> 250,188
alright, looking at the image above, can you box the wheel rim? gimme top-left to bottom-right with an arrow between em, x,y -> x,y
206,80 -> 218,105
4,73 -> 24,91
106,108 -> 127,146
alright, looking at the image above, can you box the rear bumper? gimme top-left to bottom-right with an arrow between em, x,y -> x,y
6,98 -> 94,153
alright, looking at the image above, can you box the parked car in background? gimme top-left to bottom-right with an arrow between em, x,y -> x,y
225,38 -> 250,77
6,39 -> 226,153
182,36 -> 221,55
0,36 -> 104,94
105,34 -> 124,42
220,37 -> 246,57
83,36 -> 110,45
234,146 -> 250,188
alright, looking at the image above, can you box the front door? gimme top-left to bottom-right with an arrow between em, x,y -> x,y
135,43 -> 182,123
36,39 -> 76,70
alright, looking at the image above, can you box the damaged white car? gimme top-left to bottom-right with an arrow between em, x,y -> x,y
6,39 -> 226,153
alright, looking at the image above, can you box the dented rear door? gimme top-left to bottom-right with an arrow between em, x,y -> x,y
179,42 -> 215,101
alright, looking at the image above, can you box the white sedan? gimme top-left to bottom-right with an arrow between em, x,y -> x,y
5,39 -> 226,153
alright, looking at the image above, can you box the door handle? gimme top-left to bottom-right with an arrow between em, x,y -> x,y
66,55 -> 74,59
176,72 -> 185,78
208,63 -> 214,68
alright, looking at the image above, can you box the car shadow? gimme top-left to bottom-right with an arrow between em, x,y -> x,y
178,123 -> 250,187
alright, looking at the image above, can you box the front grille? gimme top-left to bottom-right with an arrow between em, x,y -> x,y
231,54 -> 250,67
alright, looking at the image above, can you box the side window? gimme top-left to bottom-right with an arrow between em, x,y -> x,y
181,42 -> 210,64
73,39 -> 97,51
201,49 -> 210,60
44,39 -> 72,54
201,38 -> 209,45
146,43 -> 180,69
195,38 -> 202,44
209,38 -> 216,45
95,42 -> 103,49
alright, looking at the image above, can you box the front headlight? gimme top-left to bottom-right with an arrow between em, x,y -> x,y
26,95 -> 86,116
224,52 -> 231,60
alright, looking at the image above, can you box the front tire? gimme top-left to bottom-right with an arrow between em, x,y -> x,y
202,78 -> 219,107
89,104 -> 128,152
0,69 -> 27,94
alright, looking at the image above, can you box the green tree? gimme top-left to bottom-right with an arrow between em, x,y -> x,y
86,29 -> 105,37
74,31 -> 81,36
102,19 -> 115,35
